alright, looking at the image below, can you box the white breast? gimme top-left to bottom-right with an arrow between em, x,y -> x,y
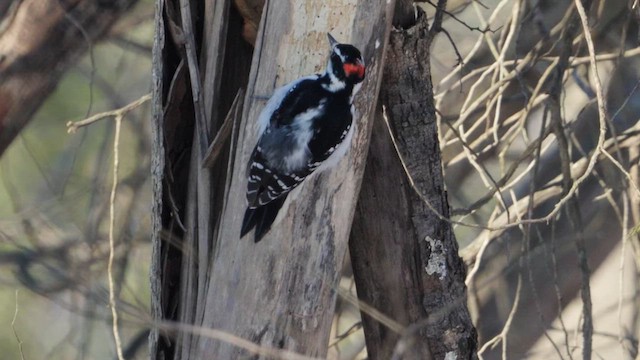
282,103 -> 326,172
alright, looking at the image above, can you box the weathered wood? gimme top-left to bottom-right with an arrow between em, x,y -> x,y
149,0 -> 164,357
151,0 -> 248,359
151,0 -> 256,357
150,1 -> 192,358
170,0 -> 395,358
349,8 -> 478,360
0,0 -> 138,157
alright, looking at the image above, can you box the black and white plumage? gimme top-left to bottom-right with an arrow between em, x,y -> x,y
240,33 -> 366,242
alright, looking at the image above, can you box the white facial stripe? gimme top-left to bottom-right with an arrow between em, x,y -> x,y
334,46 -> 343,59
324,72 -> 346,92
324,56 -> 346,91
326,59 -> 333,76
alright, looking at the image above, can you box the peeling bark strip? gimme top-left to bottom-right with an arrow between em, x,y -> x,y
0,0 -> 138,157
350,8 -> 477,360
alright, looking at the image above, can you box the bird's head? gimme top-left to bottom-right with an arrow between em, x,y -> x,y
326,33 -> 365,86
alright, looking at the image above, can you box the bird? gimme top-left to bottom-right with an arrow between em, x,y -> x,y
240,33 -> 366,242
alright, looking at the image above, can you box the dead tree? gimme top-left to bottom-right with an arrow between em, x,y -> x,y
151,0 -> 397,358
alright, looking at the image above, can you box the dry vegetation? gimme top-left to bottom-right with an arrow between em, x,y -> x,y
0,0 -> 639,359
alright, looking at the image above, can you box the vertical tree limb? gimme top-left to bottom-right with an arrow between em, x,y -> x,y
349,7 -> 478,360
149,0 -> 167,357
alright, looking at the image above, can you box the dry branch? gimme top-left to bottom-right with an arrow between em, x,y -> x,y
66,93 -> 151,133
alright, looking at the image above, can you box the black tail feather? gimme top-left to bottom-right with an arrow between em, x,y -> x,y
240,195 -> 288,242
240,207 -> 258,239
254,196 -> 287,242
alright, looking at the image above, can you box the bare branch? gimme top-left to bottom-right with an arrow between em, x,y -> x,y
66,93 -> 152,133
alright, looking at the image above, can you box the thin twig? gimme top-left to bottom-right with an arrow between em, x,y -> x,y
108,115 -> 125,360
11,290 -> 25,360
618,192 -> 631,357
67,93 -> 152,133
337,286 -> 404,334
601,149 -> 640,199
566,0 -> 607,218
477,267 -> 524,359
425,0 -> 499,34
573,2 -> 608,358
328,321 -> 363,348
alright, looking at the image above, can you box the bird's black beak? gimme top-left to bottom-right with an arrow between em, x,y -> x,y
327,33 -> 338,49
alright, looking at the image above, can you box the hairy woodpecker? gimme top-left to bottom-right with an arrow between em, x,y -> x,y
240,33 -> 366,242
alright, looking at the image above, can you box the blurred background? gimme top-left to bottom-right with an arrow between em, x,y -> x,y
0,0 -> 154,358
1,0 -> 639,359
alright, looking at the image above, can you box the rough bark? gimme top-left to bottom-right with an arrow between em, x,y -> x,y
349,8 -> 477,360
0,0 -> 138,157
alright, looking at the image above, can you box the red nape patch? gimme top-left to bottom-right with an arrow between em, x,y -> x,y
343,63 -> 365,79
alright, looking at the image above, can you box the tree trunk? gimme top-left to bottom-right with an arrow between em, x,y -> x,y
0,0 -> 138,157
151,0 -> 396,358
349,8 -> 477,360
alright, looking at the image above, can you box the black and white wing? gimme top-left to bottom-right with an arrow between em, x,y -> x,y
241,77 -> 326,241
241,75 -> 355,241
